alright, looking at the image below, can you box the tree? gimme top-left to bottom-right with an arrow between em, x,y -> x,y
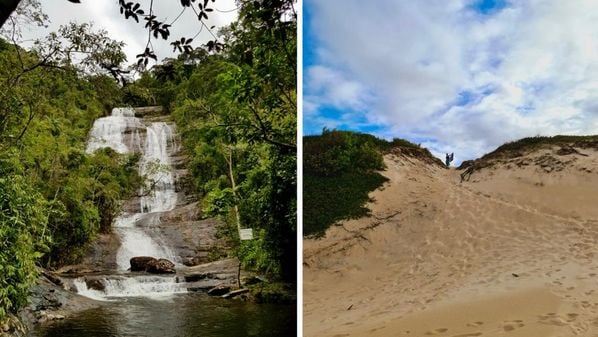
1,0 -> 229,69
161,0 -> 297,282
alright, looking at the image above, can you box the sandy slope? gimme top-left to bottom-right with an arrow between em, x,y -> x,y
304,146 -> 598,337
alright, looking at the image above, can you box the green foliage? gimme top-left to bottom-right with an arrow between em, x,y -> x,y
304,172 -> 388,237
303,130 -> 391,236
0,25 -> 139,317
161,1 -> 297,282
238,229 -> 280,275
0,172 -> 49,320
304,129 -> 386,176
248,281 -> 296,304
46,148 -> 142,264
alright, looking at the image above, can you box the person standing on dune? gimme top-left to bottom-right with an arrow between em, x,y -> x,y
446,153 -> 454,167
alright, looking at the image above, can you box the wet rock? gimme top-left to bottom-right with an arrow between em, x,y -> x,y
222,288 -> 249,299
130,256 -> 157,271
178,258 -> 240,282
45,313 -> 65,321
130,257 -> 176,273
207,286 -> 231,296
146,258 -> 176,274
54,265 -> 99,275
184,272 -> 213,282
85,278 -> 105,291
41,271 -> 63,287
187,284 -> 216,292
36,310 -> 65,323
133,106 -> 163,116
182,257 -> 202,267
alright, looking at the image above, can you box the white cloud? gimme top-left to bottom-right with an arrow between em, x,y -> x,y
305,65 -> 374,112
305,0 -> 598,161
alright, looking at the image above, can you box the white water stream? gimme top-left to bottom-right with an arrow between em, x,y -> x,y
79,107 -> 182,298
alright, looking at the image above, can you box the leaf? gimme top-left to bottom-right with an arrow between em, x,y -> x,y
67,0 -> 81,2
180,0 -> 191,6
159,29 -> 168,40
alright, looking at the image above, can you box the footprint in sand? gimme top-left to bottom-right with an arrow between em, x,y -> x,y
537,313 -> 570,326
502,320 -> 525,332
466,321 -> 484,327
566,313 -> 579,322
451,333 -> 482,337
425,327 -> 448,335
368,326 -> 385,333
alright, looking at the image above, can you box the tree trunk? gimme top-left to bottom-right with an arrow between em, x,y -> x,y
227,148 -> 242,234
0,0 -> 22,28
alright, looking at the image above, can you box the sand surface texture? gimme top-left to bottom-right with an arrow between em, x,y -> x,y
304,146 -> 598,337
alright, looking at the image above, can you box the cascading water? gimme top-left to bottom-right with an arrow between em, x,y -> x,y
72,275 -> 186,300
80,107 -> 181,299
86,108 -> 142,154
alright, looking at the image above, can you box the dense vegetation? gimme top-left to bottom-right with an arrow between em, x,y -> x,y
118,1 -> 297,282
0,32 -> 141,320
304,130 -> 393,237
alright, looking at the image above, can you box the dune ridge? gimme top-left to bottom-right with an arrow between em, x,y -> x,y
304,143 -> 598,337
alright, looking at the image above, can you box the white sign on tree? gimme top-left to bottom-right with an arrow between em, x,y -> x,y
239,228 -> 253,240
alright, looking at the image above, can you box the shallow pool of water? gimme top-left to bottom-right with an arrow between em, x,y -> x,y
29,293 -> 295,337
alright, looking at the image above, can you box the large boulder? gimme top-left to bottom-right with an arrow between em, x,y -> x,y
207,285 -> 231,296
130,256 -> 157,271
146,258 -> 176,274
84,278 -> 105,291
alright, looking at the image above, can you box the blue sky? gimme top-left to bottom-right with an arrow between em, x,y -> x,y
303,0 -> 598,162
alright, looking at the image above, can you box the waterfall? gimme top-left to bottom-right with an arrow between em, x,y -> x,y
86,108 -> 142,154
140,123 -> 178,213
84,107 -> 182,299
71,275 -> 185,300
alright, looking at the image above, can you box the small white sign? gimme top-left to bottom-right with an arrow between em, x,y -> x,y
240,228 -> 254,240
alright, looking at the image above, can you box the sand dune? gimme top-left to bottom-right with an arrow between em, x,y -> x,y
304,145 -> 598,337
